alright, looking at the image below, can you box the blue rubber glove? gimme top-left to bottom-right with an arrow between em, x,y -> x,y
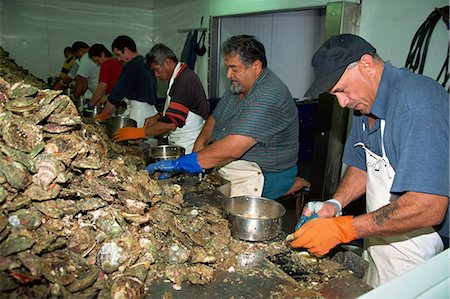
145,152 -> 203,179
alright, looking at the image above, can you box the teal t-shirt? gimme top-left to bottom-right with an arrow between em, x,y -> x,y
212,68 -> 299,173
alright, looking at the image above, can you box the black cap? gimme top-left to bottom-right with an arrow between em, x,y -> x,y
304,34 -> 376,98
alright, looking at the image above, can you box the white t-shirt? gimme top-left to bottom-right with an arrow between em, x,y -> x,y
76,54 -> 99,94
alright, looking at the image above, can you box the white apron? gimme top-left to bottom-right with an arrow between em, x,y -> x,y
357,120 -> 443,288
128,100 -> 158,128
164,62 -> 204,154
217,160 -> 264,198
128,99 -> 159,147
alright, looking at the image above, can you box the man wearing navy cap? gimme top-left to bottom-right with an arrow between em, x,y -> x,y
289,34 -> 449,287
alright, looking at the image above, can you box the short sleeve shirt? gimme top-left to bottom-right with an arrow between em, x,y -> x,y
67,59 -> 79,79
59,55 -> 76,79
212,68 -> 299,172
99,58 -> 123,94
76,54 -> 99,93
161,65 -> 209,127
343,62 -> 449,241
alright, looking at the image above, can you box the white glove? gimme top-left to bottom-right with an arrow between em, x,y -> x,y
304,198 -> 343,217
305,201 -> 324,214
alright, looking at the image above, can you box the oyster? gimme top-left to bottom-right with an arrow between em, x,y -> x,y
96,241 -> 127,273
186,264 -> 215,285
47,113 -> 82,126
0,230 -> 34,256
110,276 -> 145,299
66,265 -> 99,293
5,96 -> 37,112
44,133 -> 82,162
8,82 -> 39,98
35,89 -> 62,105
33,198 -> 78,218
0,153 -> 32,190
24,182 -> 62,201
164,264 -> 188,285
33,94 -> 63,124
67,225 -> 96,255
0,142 -> 35,172
124,262 -> 149,282
42,123 -> 73,134
8,207 -> 42,230
166,242 -> 190,265
41,250 -> 90,286
0,271 -> 18,292
2,118 -> 43,153
32,154 -> 67,189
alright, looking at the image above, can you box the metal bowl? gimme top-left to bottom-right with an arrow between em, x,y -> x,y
146,145 -> 185,163
106,116 -> 138,138
223,196 -> 286,242
83,106 -> 101,119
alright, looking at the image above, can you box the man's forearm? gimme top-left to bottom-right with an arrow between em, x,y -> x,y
197,134 -> 257,169
332,166 -> 367,207
73,76 -> 88,99
90,82 -> 107,106
354,192 -> 448,238
144,121 -> 176,137
193,115 -> 214,152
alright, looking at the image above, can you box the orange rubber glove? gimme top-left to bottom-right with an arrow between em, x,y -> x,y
114,127 -> 146,142
290,216 -> 357,257
95,109 -> 110,122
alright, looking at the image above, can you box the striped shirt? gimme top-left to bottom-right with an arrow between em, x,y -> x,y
212,68 -> 299,172
161,65 -> 209,127
59,55 -> 76,79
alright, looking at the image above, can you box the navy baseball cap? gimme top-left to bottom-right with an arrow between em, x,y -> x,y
304,34 -> 376,98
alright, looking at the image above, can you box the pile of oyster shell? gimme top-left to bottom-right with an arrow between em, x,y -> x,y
0,77 -> 240,298
0,47 -> 46,89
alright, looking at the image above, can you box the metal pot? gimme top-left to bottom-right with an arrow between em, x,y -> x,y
106,116 -> 138,138
146,145 -> 185,163
223,196 -> 286,242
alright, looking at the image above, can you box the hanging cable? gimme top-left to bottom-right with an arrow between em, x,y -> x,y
405,6 -> 449,89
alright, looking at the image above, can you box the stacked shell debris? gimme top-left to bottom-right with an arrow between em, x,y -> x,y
0,77 -> 240,298
0,47 -> 46,89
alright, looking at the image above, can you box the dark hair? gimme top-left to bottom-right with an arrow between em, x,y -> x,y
89,44 -> 113,58
64,47 -> 72,54
71,41 -> 89,53
222,35 -> 267,68
146,44 -> 178,66
112,35 -> 137,52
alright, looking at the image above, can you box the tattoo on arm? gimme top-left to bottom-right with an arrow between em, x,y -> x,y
372,200 -> 399,226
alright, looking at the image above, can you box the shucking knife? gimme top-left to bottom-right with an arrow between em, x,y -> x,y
285,213 -> 319,242
294,213 -> 318,230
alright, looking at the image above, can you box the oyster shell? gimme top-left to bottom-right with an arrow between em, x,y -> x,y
96,241 -> 127,273
2,118 -> 43,153
110,276 -> 145,299
5,96 -> 37,112
44,133 -> 82,162
0,153 -> 32,190
0,230 -> 34,256
8,82 -> 39,99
